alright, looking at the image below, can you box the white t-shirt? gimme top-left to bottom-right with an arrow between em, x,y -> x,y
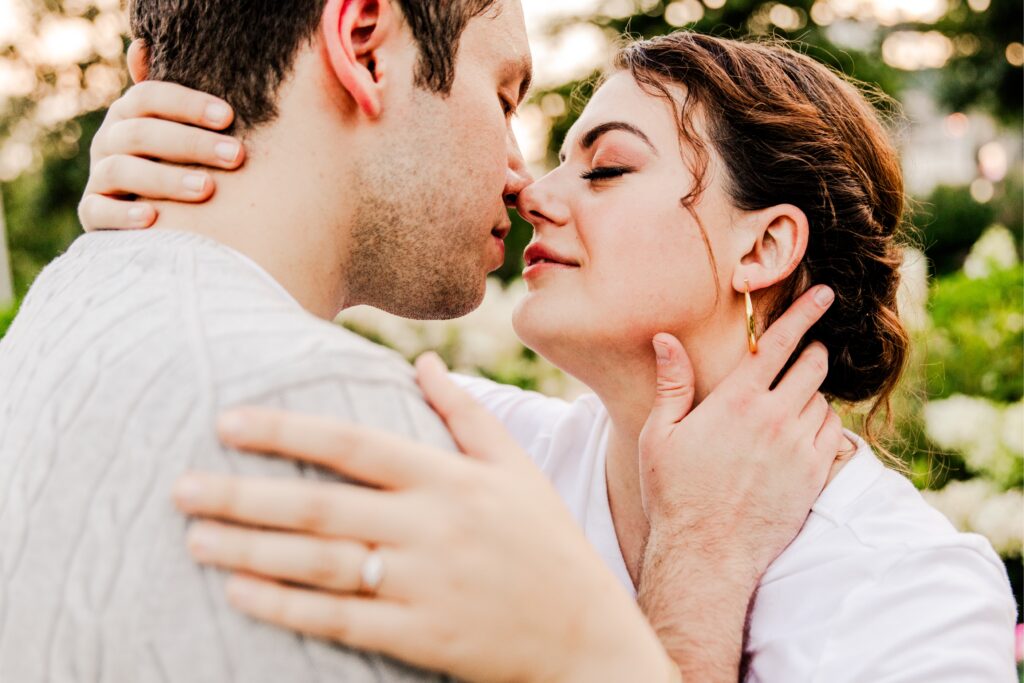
453,374 -> 1019,683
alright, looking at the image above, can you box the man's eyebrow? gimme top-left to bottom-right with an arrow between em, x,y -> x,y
559,121 -> 658,162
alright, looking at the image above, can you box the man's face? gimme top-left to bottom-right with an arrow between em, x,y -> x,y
347,0 -> 533,320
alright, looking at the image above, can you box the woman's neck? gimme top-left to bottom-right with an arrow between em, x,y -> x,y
588,338 -> 857,588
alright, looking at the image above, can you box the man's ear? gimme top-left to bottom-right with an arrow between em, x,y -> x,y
127,39 -> 149,83
321,0 -> 398,119
731,204 -> 809,294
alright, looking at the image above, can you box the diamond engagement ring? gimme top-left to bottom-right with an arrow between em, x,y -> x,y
358,549 -> 385,596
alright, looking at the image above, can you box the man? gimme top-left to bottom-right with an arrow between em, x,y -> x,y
0,1 -> 832,680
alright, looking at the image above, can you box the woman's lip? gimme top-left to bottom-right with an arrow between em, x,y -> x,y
522,261 -> 578,279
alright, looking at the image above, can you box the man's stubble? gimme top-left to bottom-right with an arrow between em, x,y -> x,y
347,107 -> 492,321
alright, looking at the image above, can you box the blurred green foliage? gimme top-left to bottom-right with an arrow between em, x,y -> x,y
0,298 -> 16,340
913,184 -> 997,275
927,264 -> 1024,403
3,110 -> 102,295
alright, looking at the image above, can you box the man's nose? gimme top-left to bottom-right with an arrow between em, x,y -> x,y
503,133 -> 534,208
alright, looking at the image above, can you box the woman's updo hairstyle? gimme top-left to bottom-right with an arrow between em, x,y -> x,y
615,32 -> 911,443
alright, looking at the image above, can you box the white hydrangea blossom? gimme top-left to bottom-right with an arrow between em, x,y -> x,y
897,246 -> 929,332
923,395 -> 1023,485
337,277 -> 585,399
963,224 -> 1020,280
924,480 -> 1024,557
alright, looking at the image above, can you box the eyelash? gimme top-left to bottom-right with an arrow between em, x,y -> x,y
501,97 -> 517,118
581,166 -> 632,182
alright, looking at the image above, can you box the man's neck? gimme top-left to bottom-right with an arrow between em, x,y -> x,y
145,105 -> 355,320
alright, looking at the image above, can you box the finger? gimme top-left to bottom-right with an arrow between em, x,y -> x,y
816,408 -> 846,483
89,155 -> 214,202
172,473 -> 411,544
414,352 -> 522,464
648,333 -> 696,429
800,391 -> 829,426
216,407 -> 450,489
187,521 -> 410,598
108,80 -> 235,129
77,194 -> 156,232
743,285 -> 834,388
773,341 -> 830,407
96,118 -> 244,169
224,573 -> 417,657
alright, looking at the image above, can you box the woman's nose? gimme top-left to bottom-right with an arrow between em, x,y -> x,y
516,173 -> 570,228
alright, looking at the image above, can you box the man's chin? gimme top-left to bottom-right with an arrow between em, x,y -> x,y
371,276 -> 486,321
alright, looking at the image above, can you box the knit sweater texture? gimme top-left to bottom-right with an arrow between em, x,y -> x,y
0,229 -> 455,682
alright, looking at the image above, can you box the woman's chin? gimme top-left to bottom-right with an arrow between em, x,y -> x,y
512,294 -> 571,357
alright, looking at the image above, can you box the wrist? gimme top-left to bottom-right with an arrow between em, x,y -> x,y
645,523 -> 763,593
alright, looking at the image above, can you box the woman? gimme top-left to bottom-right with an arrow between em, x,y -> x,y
80,32 -> 1017,681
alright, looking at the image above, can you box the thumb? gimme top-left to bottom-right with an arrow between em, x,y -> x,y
414,352 -> 523,465
648,333 -> 696,429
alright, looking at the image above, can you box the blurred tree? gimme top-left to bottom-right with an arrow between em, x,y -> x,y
532,0 -> 906,167
927,0 -> 1023,126
0,1 -> 127,295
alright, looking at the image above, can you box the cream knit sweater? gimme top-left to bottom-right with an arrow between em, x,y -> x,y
0,230 -> 455,682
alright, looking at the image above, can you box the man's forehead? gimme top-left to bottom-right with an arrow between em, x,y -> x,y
477,1 -> 533,90
479,0 -> 531,57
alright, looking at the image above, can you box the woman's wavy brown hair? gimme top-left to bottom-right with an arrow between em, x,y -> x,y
614,33 -> 911,450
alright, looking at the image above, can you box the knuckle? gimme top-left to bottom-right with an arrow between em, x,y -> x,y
115,119 -> 144,153
769,329 -> 795,354
93,157 -> 117,189
727,388 -> 755,414
809,345 -> 829,376
297,491 -> 334,534
77,194 -> 98,223
306,544 -> 342,587
218,478 -> 241,516
325,611 -> 354,642
131,81 -> 159,107
185,128 -> 207,160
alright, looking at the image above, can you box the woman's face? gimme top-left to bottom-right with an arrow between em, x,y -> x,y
512,72 -> 740,363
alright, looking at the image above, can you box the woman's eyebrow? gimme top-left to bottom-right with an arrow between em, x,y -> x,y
560,121 -> 659,162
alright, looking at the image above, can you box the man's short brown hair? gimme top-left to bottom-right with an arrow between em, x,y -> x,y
129,0 -> 499,129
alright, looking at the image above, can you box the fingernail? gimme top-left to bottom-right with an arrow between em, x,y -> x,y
128,205 -> 150,223
205,102 -> 231,125
173,476 -> 203,507
187,524 -> 218,558
814,286 -> 835,307
217,411 -> 247,440
226,576 -> 256,606
183,173 -> 208,193
653,340 -> 670,365
214,141 -> 240,163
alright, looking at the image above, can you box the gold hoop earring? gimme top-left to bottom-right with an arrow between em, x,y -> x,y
745,279 -> 758,354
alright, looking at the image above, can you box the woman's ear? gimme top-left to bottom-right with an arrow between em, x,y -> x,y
127,39 -> 149,84
732,204 -> 809,294
321,0 -> 397,119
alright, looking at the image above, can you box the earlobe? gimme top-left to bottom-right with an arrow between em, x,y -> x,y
321,0 -> 394,119
126,39 -> 150,84
732,204 -> 809,293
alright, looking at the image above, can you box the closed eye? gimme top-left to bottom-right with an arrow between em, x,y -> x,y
501,96 -> 518,119
581,166 -> 632,181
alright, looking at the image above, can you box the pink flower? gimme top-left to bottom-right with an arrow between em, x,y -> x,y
1016,623 -> 1024,663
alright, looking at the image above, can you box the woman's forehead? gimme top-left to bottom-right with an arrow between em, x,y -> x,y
566,73 -> 694,154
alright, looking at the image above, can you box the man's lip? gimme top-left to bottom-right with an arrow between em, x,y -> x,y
523,243 -> 579,267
